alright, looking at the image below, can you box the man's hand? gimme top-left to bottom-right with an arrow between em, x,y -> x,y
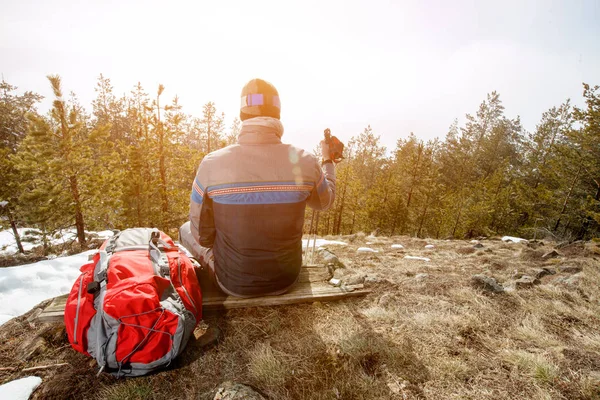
320,140 -> 331,162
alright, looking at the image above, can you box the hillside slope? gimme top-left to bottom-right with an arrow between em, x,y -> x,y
1,235 -> 599,399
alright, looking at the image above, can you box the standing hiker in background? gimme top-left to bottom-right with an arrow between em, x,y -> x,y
179,78 -> 336,297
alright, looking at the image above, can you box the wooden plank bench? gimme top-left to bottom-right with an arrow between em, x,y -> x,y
38,265 -> 369,323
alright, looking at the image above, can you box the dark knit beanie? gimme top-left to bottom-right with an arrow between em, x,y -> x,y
240,78 -> 281,121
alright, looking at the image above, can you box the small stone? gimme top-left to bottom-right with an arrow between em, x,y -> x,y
558,265 -> 583,274
556,274 -> 582,286
329,278 -> 341,287
344,274 -> 366,285
364,274 -> 382,284
424,244 -> 435,249
357,247 -> 378,253
542,250 -> 560,260
214,382 -> 266,400
530,267 -> 555,280
515,275 -> 541,289
391,244 -> 404,249
319,248 -> 344,268
196,325 -> 222,349
415,273 -> 429,281
473,243 -> 484,249
471,274 -> 504,293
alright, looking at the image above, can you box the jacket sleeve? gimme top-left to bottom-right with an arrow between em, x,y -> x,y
189,161 -> 216,248
307,160 -> 336,211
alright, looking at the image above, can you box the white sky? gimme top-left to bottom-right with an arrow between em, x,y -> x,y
1,0 -> 599,152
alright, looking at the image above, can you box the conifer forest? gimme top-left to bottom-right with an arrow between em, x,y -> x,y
1,76 -> 599,252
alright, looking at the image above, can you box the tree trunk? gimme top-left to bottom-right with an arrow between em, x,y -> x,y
576,179 -> 600,240
554,165 -> 581,232
335,181 -> 347,235
452,199 -> 463,238
7,208 -> 24,253
417,194 -> 430,238
69,175 -> 86,248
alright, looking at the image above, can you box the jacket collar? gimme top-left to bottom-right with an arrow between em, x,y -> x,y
238,117 -> 284,145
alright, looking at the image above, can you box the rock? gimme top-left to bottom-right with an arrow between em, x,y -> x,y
424,244 -> 435,249
471,274 -> 504,293
473,243 -> 484,249
344,274 -> 366,285
214,382 -> 266,400
364,274 -> 382,284
415,273 -> 429,281
515,275 -> 541,289
559,265 -> 583,274
329,278 -> 341,287
542,250 -> 560,259
391,244 -> 404,249
530,267 -> 556,280
556,274 -> 582,286
196,325 -> 222,349
357,247 -> 378,253
319,248 -> 344,268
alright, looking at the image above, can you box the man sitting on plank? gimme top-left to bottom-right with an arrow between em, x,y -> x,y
179,78 -> 336,297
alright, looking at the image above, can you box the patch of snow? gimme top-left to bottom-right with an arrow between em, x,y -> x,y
424,244 -> 434,249
391,244 -> 404,249
302,238 -> 347,249
0,228 -> 42,254
95,230 -> 115,239
366,241 -> 373,245
470,240 -> 479,244
405,256 -> 430,262
0,227 -> 113,255
357,247 -> 378,253
0,376 -> 42,400
502,236 -> 528,243
0,250 -> 95,326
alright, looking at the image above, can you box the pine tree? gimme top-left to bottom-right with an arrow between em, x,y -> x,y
0,80 -> 42,252
200,102 -> 225,153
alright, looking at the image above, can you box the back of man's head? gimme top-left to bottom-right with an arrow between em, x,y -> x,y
240,78 -> 281,121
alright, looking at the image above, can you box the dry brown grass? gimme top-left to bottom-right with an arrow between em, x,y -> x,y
1,237 -> 600,399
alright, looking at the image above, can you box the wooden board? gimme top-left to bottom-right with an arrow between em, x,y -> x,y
37,265 -> 369,323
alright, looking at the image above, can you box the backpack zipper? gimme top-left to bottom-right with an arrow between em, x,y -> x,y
177,257 -> 197,313
73,275 -> 84,344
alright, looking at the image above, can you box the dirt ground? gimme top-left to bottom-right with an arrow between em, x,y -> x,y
1,234 -> 599,399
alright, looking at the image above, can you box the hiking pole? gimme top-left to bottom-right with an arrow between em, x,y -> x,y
311,211 -> 320,264
306,209 -> 316,264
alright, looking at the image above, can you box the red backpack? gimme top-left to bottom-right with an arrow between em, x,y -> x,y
64,228 -> 202,377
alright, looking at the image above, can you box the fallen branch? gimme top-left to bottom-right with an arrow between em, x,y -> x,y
0,367 -> 18,372
21,363 -> 69,372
